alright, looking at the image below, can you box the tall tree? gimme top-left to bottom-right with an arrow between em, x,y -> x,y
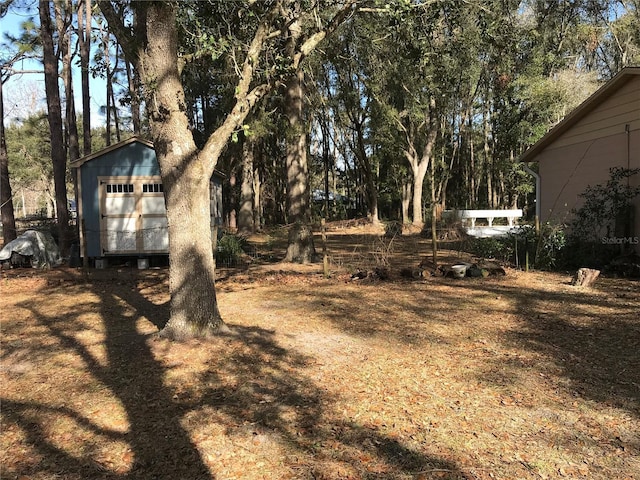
0,78 -> 17,245
77,0 -> 92,155
55,0 -> 80,163
39,0 -> 71,255
98,0 -> 357,339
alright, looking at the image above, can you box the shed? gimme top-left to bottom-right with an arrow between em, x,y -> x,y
519,67 -> 640,249
71,136 -> 224,260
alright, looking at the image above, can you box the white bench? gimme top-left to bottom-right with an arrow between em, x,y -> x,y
456,209 -> 523,229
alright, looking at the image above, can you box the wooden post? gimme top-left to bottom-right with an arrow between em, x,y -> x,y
321,218 -> 329,277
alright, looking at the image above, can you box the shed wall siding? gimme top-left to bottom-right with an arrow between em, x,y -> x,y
79,143 -> 160,257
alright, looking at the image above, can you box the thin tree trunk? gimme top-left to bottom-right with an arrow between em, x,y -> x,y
56,0 -> 80,163
353,118 -> 379,225
228,171 -> 237,231
101,23 -> 113,145
0,81 -> 17,244
125,59 -> 142,134
238,137 -> 255,234
39,0 -> 70,256
78,0 -> 91,155
253,160 -> 261,231
401,179 -> 411,224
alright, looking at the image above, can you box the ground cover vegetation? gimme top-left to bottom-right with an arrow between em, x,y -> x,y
1,229 -> 639,479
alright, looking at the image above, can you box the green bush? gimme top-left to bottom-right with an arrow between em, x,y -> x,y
468,223 -> 567,270
564,167 -> 640,267
216,232 -> 248,266
469,236 -> 512,262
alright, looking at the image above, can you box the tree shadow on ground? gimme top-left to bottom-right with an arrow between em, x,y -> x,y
262,271 -> 640,419
4,268 -> 470,479
451,277 -> 640,417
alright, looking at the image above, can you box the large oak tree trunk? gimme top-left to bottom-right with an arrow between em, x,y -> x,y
160,166 -> 225,339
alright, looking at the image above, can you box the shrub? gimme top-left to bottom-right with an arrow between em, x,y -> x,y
216,232 -> 248,267
468,223 -> 567,270
564,167 -> 640,267
384,221 -> 403,237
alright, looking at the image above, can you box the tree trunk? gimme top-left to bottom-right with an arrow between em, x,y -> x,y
411,159 -> 428,227
227,171 -> 237,231
56,0 -> 80,163
404,96 -> 437,228
238,138 -> 255,235
284,67 -> 316,263
401,179 -> 411,224
572,268 -> 600,287
160,167 -> 227,339
39,0 -> 70,256
125,59 -> 142,134
100,22 -> 113,145
353,117 -> 379,225
78,0 -> 92,155
0,81 -> 17,245
253,161 -> 262,231
430,150 -> 438,267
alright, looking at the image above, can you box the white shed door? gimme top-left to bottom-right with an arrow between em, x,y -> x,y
99,177 -> 168,254
102,182 -> 137,253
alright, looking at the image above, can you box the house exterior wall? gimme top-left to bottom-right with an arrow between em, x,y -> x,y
536,75 -> 640,248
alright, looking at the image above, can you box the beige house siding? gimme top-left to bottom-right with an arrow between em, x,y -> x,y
537,131 -> 639,224
521,69 -> 640,252
544,78 -> 640,150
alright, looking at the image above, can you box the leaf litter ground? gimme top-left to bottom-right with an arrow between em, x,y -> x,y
1,229 -> 639,479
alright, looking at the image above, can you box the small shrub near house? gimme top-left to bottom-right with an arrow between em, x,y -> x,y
469,223 -> 566,270
563,167 -> 640,269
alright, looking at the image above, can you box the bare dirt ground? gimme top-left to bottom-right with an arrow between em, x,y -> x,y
1,228 -> 639,480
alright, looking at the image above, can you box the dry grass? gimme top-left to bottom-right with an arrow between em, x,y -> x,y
1,230 -> 639,479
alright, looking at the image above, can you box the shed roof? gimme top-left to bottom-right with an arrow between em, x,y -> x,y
518,67 -> 640,163
70,136 -> 154,168
70,135 -> 226,178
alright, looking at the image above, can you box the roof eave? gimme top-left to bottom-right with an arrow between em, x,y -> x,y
518,67 -> 640,163
71,135 -> 154,168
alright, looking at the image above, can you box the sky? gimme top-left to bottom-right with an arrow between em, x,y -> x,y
1,2 -> 107,127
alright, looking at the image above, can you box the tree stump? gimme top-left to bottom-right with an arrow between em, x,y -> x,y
572,268 -> 600,287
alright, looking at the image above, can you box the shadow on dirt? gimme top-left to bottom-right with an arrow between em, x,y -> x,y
4,265 -> 470,479
448,277 -> 640,417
